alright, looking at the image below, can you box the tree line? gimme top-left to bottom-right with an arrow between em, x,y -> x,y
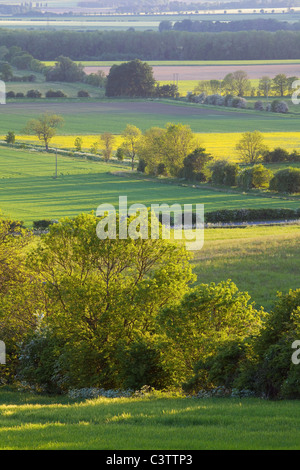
1,29 -> 300,60
160,18 -> 300,33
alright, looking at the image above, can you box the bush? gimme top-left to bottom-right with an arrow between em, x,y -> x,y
15,92 -> 25,98
271,99 -> 289,113
211,160 -> 240,186
232,96 -> 247,108
254,100 -> 264,111
263,147 -> 290,163
237,164 -> 274,190
33,219 -> 53,230
270,168 -> 300,193
26,89 -> 42,98
77,90 -> 90,98
6,91 -> 15,99
204,207 -> 300,223
45,89 -> 67,98
5,131 -> 15,144
137,158 -> 147,173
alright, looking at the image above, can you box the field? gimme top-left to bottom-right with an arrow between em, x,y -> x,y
8,131 -> 300,161
1,389 -> 300,450
1,100 -> 300,135
1,146 -> 300,227
192,224 -> 300,310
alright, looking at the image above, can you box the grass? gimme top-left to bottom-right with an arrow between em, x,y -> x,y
1,388 -> 300,450
191,224 -> 300,310
0,146 -> 300,226
1,98 -> 300,135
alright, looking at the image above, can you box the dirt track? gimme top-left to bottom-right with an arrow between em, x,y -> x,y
85,64 -> 300,80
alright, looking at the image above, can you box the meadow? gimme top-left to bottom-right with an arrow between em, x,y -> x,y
1,388 -> 300,450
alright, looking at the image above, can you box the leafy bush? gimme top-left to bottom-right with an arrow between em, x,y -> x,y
237,164 -> 274,190
254,100 -> 264,111
26,89 -> 42,98
205,207 -> 300,223
33,219 -> 53,230
211,160 -> 240,186
45,89 -> 67,98
77,90 -> 90,98
270,168 -> 300,193
271,99 -> 289,113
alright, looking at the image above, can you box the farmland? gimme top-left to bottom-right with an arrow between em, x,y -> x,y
1,18 -> 300,450
1,146 -> 300,227
1,100 -> 300,135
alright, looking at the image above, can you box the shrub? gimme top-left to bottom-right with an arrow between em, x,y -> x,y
211,160 -> 240,186
137,158 -> 147,173
232,96 -> 247,108
26,89 -> 42,98
33,219 -> 53,230
15,92 -> 25,98
5,131 -> 15,144
237,164 -> 274,190
270,167 -> 300,193
263,147 -> 290,163
45,90 -> 67,98
254,100 -> 264,111
77,90 -> 90,98
271,99 -> 289,113
6,91 -> 15,99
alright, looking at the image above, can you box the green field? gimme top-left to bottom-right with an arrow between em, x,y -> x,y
1,389 -> 300,450
192,224 -> 300,310
1,99 -> 300,135
0,146 -> 299,227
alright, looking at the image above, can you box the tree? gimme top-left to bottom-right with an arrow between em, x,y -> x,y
5,131 -> 15,144
121,124 -> 142,170
74,137 -> 83,152
24,212 -> 195,390
23,113 -> 64,151
158,280 -> 263,382
258,76 -> 272,98
272,74 -> 288,96
222,70 -> 251,97
181,147 -> 213,182
235,131 -> 268,164
105,59 -> 156,97
161,123 -> 197,177
100,132 -> 115,162
45,56 -> 85,83
0,63 -> 13,82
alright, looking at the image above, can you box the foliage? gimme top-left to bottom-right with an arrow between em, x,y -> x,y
210,160 -> 240,186
100,132 -> 115,162
21,212 -> 195,391
158,280 -> 263,384
180,147 -> 213,182
5,131 -> 15,144
237,164 -> 274,190
23,113 -> 64,151
106,59 -> 156,97
235,131 -> 268,164
45,56 -> 85,83
270,167 -> 300,193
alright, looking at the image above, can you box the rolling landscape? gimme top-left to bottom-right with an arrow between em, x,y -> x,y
1,0 -> 300,453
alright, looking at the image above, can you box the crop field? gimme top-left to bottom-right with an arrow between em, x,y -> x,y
8,131 -> 300,161
1,389 -> 300,450
0,146 -> 299,227
1,100 -> 300,135
85,63 -> 300,81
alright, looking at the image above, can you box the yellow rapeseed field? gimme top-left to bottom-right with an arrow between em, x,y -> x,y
4,132 -> 300,161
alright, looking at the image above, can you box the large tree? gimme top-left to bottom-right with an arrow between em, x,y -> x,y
105,59 -> 156,97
